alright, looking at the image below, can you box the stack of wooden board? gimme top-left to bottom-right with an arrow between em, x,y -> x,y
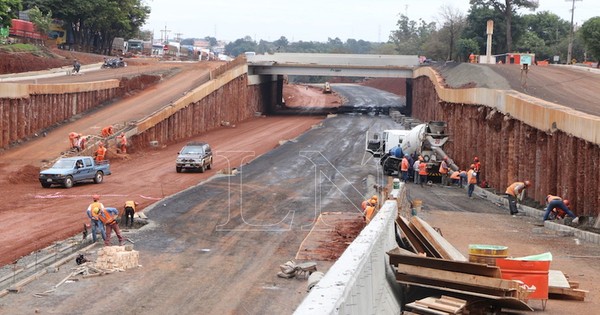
404,296 -> 467,314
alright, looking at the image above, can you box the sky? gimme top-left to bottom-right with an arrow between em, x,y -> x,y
144,0 -> 600,43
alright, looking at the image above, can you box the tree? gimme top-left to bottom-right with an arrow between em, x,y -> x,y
438,5 -> 466,60
389,14 -> 436,55
204,36 -> 218,47
580,17 -> 600,68
457,38 -> 480,61
470,0 -> 538,52
273,36 -> 289,50
224,36 -> 257,56
0,0 -> 21,27
28,6 -> 53,36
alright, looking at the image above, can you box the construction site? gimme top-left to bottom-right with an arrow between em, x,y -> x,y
0,48 -> 599,314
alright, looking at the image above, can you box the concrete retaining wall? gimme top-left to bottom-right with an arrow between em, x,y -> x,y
294,186 -> 411,315
0,76 -> 160,150
412,67 -> 600,217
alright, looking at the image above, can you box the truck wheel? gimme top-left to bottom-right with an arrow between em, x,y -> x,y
199,164 -> 205,173
94,171 -> 104,184
41,182 -> 51,188
207,160 -> 212,170
64,176 -> 74,188
176,166 -> 182,173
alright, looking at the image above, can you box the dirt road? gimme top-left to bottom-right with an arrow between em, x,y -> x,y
0,62 -> 327,266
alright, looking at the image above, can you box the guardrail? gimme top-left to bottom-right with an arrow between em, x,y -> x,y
294,187 -> 408,314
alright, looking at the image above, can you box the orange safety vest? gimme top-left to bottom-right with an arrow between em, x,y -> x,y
89,202 -> 103,218
418,162 -> 427,175
101,126 -> 114,137
400,158 -> 409,172
439,161 -> 448,174
474,161 -> 481,172
450,171 -> 460,180
365,205 -> 376,223
467,169 -> 477,184
505,182 -> 525,196
98,208 -> 117,225
119,135 -> 127,145
125,200 -> 136,210
95,146 -> 107,161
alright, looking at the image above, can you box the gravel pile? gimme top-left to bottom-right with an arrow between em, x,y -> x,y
433,62 -> 511,90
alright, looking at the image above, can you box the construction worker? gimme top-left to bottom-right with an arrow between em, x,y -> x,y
473,157 -> 481,185
400,155 -> 410,183
418,157 -> 428,187
76,135 -> 87,151
543,195 -> 577,221
117,132 -> 127,153
86,195 -> 106,243
101,125 -> 114,138
123,200 -> 139,227
467,164 -> 477,198
505,180 -> 532,215
450,170 -> 462,187
97,207 -> 125,246
412,157 -> 421,184
439,157 -> 449,186
94,143 -> 107,163
68,132 -> 80,150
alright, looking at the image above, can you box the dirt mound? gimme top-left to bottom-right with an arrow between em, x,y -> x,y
433,62 -> 511,89
0,47 -> 106,75
8,165 -> 40,184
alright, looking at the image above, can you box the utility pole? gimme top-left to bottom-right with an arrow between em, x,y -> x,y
174,33 -> 183,42
160,25 -> 171,44
566,0 -> 582,64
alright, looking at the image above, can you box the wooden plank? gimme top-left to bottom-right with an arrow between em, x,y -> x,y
409,216 -> 467,261
387,247 -> 502,278
548,287 -> 588,301
395,278 -> 534,311
397,264 -> 518,291
395,273 -> 516,298
401,216 -> 442,258
396,216 -> 431,256
405,302 -> 451,315
415,297 -> 463,313
548,270 -> 570,288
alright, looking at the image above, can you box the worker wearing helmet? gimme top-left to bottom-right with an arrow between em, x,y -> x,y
117,132 -> 127,154
399,155 -> 410,183
86,195 -> 106,243
505,180 -> 532,215
473,157 -> 481,185
101,125 -> 114,138
95,142 -> 107,163
543,195 -> 577,221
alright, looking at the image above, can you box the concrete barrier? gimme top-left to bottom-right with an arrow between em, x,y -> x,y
294,187 -> 407,314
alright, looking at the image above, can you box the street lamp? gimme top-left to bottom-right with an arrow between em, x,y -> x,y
566,0 -> 582,64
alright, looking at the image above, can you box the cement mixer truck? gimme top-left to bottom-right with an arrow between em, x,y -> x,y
366,121 -> 458,177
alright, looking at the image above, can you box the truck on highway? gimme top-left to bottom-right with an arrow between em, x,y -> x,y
367,121 -> 457,177
323,82 -> 332,94
39,156 -> 111,188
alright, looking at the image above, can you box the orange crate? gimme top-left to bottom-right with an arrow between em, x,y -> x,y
496,258 -> 550,299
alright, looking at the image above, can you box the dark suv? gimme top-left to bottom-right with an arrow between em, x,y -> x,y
176,142 -> 213,173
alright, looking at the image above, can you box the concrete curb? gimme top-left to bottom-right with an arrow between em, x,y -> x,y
472,185 -> 600,245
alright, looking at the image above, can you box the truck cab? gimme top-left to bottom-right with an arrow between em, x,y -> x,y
39,156 -> 111,188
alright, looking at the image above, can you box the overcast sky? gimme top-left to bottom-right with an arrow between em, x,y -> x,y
144,0 -> 599,43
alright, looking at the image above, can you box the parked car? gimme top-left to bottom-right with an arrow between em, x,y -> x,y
176,142 -> 213,173
39,156 -> 111,188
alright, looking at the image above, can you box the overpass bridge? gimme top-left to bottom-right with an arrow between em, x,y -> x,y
246,53 -> 419,115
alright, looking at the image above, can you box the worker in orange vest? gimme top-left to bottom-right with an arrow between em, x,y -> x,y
95,143 -> 107,162
473,156 -> 481,185
469,53 -> 475,63
418,158 -> 428,187
97,206 -> 124,246
117,132 -> 127,153
399,155 -> 410,183
101,125 -> 114,137
68,132 -> 80,150
86,195 -> 106,243
467,164 -> 478,198
505,180 -> 531,215
123,200 -> 139,227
